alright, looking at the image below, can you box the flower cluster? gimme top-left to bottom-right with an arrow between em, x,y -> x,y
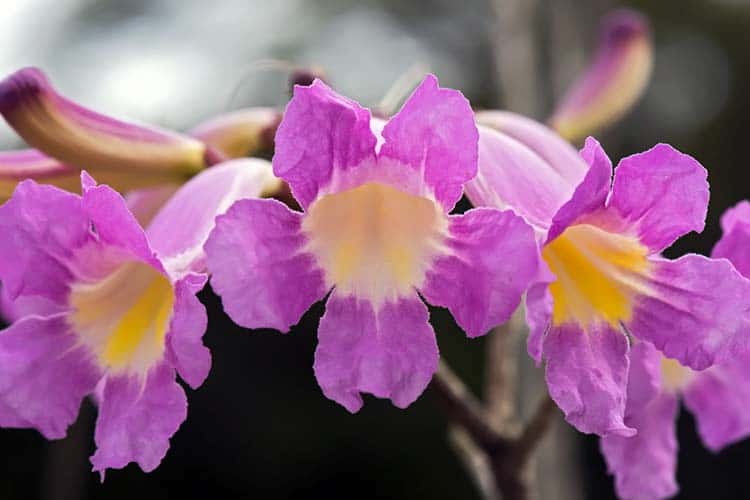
0,10 -> 748,500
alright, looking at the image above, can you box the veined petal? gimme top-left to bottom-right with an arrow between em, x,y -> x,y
601,394 -> 678,500
420,208 -> 538,337
627,254 -> 750,370
380,74 -> 478,212
0,314 -> 102,439
91,361 -> 187,475
204,198 -> 328,332
0,179 -> 90,303
543,321 -> 634,437
601,341 -> 678,500
712,200 -> 750,277
313,292 -> 438,413
476,111 -> 588,186
683,353 -> 750,452
189,107 -> 281,159
546,137 -> 612,242
80,173 -> 159,269
165,273 -> 210,390
525,274 -> 554,364
0,67 -> 206,177
549,10 -> 653,143
608,144 -> 708,253
465,126 -> 575,233
272,78 -> 377,209
147,159 -> 281,277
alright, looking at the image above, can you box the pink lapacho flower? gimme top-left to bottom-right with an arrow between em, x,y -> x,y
466,119 -> 750,437
204,75 -> 540,412
601,201 -> 750,500
0,159 -> 277,475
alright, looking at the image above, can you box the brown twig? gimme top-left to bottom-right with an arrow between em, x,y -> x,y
432,350 -> 558,500
513,395 -> 557,466
448,426 -> 501,500
484,309 -> 524,434
432,361 -> 508,452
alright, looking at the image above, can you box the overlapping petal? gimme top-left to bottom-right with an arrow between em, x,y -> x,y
421,207 -> 539,337
601,390 -> 678,500
0,314 -> 101,439
546,137 -> 612,241
466,127 -> 574,232
542,322 -> 634,436
205,198 -> 327,332
272,79 -> 377,209
0,179 -> 89,302
147,158 -> 281,276
91,362 -> 187,476
711,200 -> 750,277
476,111 -> 589,185
628,254 -> 750,370
380,74 -> 478,211
683,353 -> 750,452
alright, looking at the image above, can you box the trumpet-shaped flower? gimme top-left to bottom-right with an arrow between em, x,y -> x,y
0,158 -> 277,475
600,201 -> 750,500
204,75 -> 539,412
466,122 -> 750,437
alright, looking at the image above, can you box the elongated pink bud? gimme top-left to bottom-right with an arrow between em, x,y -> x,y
0,68 -> 207,177
549,10 -> 653,143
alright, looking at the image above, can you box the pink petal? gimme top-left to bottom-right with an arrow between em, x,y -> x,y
0,314 -> 102,439
712,200 -> 750,278
91,362 -> 187,475
165,273 -> 210,390
476,111 -> 588,186
683,351 -> 750,452
546,137 -> 613,242
465,126 -> 575,233
543,321 -> 634,437
147,159 -> 279,277
420,207 -> 538,337
313,292 -> 438,413
380,74 -> 478,211
608,144 -> 708,253
627,254 -> 750,370
204,198 -> 327,332
272,79 -> 377,209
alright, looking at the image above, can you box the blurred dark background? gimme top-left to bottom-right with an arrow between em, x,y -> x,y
3,0 -> 750,498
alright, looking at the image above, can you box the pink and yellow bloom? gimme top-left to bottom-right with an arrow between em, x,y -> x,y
0,158 -> 276,475
467,118 -> 750,437
204,75 -> 540,412
601,201 -> 750,500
